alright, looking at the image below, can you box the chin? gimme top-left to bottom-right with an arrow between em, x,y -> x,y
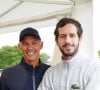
28,58 -> 34,61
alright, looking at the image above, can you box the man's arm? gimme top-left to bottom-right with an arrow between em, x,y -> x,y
85,62 -> 100,90
0,71 -> 8,90
38,67 -> 54,90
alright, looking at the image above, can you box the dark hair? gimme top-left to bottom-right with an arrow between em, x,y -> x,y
54,18 -> 83,39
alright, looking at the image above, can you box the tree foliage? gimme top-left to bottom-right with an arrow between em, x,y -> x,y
98,50 -> 100,59
40,53 -> 50,63
0,46 -> 22,69
0,45 -> 50,69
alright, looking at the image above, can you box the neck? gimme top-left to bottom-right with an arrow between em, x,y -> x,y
62,53 -> 77,61
31,60 -> 39,68
25,59 -> 39,68
62,56 -> 73,61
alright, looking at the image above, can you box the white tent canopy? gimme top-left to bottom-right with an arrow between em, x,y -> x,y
0,0 -> 91,33
0,0 -> 93,64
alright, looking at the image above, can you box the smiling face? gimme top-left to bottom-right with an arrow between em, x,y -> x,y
56,24 -> 82,60
18,35 -> 43,65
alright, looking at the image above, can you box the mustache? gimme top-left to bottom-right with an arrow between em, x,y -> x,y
62,43 -> 73,47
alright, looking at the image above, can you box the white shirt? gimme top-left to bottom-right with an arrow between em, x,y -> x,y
38,53 -> 100,90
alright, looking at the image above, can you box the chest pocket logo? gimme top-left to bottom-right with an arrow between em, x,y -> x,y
71,84 -> 80,89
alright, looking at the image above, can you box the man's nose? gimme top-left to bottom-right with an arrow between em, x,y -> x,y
27,44 -> 33,50
65,36 -> 71,43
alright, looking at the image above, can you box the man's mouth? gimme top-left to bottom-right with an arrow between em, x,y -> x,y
27,51 -> 34,55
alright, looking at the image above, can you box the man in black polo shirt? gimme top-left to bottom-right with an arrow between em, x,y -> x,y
0,27 -> 50,90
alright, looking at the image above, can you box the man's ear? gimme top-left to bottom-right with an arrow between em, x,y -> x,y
55,38 -> 58,46
79,35 -> 82,43
18,43 -> 21,49
40,41 -> 43,49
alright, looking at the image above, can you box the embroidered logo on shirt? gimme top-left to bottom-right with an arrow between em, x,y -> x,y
71,84 -> 80,89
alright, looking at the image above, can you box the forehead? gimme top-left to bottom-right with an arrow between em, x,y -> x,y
58,24 -> 77,34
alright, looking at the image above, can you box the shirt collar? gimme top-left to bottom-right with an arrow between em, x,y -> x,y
62,51 -> 81,69
20,57 -> 43,70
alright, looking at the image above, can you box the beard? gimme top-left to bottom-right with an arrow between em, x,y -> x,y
59,43 -> 79,57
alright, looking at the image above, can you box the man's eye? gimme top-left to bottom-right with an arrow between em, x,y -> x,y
59,35 -> 66,39
32,41 -> 39,45
32,42 -> 36,44
22,42 -> 27,45
70,34 -> 76,38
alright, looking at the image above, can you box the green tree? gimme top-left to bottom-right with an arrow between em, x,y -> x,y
40,53 -> 50,63
0,46 -> 22,69
0,45 -> 50,69
98,50 -> 100,59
